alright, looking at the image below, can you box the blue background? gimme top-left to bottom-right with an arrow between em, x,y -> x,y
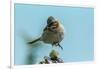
14,3 -> 94,65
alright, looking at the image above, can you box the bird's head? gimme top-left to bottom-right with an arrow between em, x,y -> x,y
47,16 -> 59,29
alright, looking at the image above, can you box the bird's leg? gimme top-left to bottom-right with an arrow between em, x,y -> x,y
52,42 -> 56,47
52,43 -> 54,48
57,43 -> 63,50
52,42 -> 63,50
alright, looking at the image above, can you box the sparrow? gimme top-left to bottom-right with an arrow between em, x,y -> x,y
28,16 -> 64,50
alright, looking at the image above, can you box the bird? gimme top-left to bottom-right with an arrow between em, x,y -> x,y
28,16 -> 64,50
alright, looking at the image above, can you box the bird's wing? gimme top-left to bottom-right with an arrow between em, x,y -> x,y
43,26 -> 48,31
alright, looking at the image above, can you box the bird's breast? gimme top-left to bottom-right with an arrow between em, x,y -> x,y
41,30 -> 63,44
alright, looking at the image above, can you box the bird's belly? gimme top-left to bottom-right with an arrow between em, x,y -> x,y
41,32 -> 60,44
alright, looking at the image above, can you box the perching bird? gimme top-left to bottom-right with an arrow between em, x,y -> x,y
28,16 -> 64,50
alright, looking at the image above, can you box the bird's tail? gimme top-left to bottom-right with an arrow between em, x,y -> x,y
28,38 -> 41,44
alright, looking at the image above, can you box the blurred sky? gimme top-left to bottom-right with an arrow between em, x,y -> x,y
14,3 -> 94,65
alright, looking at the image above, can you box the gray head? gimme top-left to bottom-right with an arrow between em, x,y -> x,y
47,16 -> 59,29
47,16 -> 56,25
